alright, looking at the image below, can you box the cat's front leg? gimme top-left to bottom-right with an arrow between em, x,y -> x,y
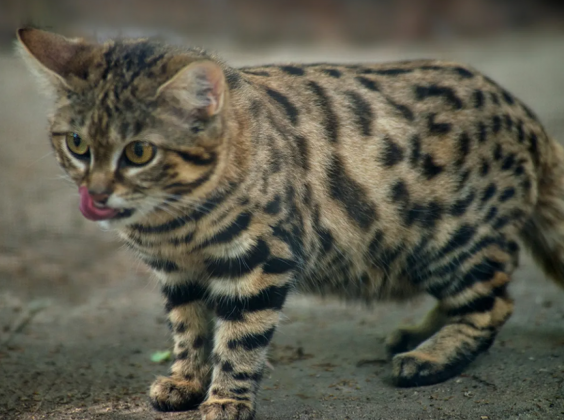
200,272 -> 292,420
150,282 -> 213,411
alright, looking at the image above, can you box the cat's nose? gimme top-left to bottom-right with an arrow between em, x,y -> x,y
88,191 -> 110,205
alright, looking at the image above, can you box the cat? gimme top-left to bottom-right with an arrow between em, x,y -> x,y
18,28 -> 564,420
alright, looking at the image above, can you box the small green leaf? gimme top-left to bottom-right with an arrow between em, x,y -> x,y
150,350 -> 172,363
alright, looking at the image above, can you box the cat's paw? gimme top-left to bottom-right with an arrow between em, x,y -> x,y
392,350 -> 457,387
385,328 -> 423,357
149,375 -> 206,411
200,399 -> 255,420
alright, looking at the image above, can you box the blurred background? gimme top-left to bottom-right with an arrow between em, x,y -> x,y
1,0 -> 564,48
1,2 -> 564,420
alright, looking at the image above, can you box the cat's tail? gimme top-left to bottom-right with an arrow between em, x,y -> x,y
521,137 -> 564,288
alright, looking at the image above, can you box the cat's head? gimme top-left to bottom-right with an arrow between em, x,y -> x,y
17,28 -> 237,229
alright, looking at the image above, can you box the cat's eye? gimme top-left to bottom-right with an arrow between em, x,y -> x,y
124,141 -> 156,166
65,133 -> 89,157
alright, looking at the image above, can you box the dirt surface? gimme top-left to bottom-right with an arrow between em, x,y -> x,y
1,34 -> 564,420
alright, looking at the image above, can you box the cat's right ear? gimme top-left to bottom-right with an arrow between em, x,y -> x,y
16,28 -> 94,92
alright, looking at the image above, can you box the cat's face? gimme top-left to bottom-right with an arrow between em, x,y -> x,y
18,29 -> 230,229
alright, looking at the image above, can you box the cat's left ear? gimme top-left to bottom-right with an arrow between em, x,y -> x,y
156,60 -> 226,118
17,28 -> 94,90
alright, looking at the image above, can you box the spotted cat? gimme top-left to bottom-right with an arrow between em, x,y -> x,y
18,28 -> 564,420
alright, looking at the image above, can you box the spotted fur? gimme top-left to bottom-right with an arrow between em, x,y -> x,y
19,28 -> 564,420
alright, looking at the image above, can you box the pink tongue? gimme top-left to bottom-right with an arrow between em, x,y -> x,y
78,186 -> 119,221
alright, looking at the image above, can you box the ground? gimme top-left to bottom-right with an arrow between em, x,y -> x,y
1,33 -> 564,420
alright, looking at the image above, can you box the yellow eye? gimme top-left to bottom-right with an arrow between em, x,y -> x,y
124,141 -> 156,165
66,133 -> 89,156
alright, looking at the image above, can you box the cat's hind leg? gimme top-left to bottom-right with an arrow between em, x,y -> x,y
391,254 -> 514,387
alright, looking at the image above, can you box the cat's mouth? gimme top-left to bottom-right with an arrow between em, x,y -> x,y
78,187 -> 135,221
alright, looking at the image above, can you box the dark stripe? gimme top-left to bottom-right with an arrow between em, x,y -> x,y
205,239 -> 270,278
446,295 -> 496,317
232,371 -> 263,382
242,70 -> 270,76
215,284 -> 290,321
504,114 -> 513,130
405,201 -> 444,229
307,81 -> 339,143
449,190 -> 475,217
202,212 -> 252,246
230,387 -> 250,395
502,90 -> 515,105
263,257 -> 298,274
189,182 -> 238,222
529,133 -> 539,165
440,224 -> 476,255
162,283 -> 207,311
415,85 -> 463,109
293,135 -> 310,170
279,65 -> 305,76
362,68 -> 412,76
427,113 -> 452,134
380,137 -> 404,167
145,259 -> 179,272
480,160 -> 490,177
492,115 -> 502,133
227,327 -> 276,351
176,151 -> 216,166
494,143 -> 503,161
327,154 -> 377,229
345,90 -> 373,136
386,97 -> 415,121
478,122 -> 487,143
355,76 -> 380,91
484,206 -> 498,222
130,216 -> 189,234
517,120 -> 525,142
266,88 -> 299,125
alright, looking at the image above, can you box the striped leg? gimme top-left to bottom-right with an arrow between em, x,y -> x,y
392,258 -> 514,387
199,281 -> 290,420
150,283 -> 213,411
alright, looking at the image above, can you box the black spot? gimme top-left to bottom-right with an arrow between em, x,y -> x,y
193,336 -> 205,349
363,68 -> 412,76
266,88 -> 299,125
321,68 -> 341,78
345,90 -> 374,136
450,190 -> 475,217
162,283 -> 207,312
327,155 -> 377,229
453,67 -> 474,78
318,228 -> 334,252
480,160 -> 490,177
492,115 -> 502,133
516,120 -> 525,143
456,169 -> 471,192
494,143 -> 503,161
422,154 -> 443,179
355,76 -> 380,91
380,137 -> 405,167
504,114 -> 513,130
415,85 -> 463,109
307,81 -> 339,143
222,361 -> 234,372
502,90 -> 515,105
499,187 -> 515,202
225,71 -> 243,90
478,122 -> 487,143
409,135 -> 421,166
456,132 -> 471,167
514,165 -> 525,176
485,206 -> 498,222
242,70 -> 271,77
481,183 -> 497,204
473,90 -> 484,109
176,350 -> 189,360
202,213 -> 252,246
501,154 -> 516,171
205,239 -> 270,278
490,92 -> 500,106
529,133 -> 539,165
227,327 -> 276,351
427,113 -> 452,134
391,180 -> 410,203
279,65 -> 305,76
265,195 -> 282,215
215,284 -> 289,321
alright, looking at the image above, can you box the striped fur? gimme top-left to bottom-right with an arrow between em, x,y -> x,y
19,28 -> 564,420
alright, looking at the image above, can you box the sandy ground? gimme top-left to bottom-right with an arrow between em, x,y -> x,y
1,33 -> 564,420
